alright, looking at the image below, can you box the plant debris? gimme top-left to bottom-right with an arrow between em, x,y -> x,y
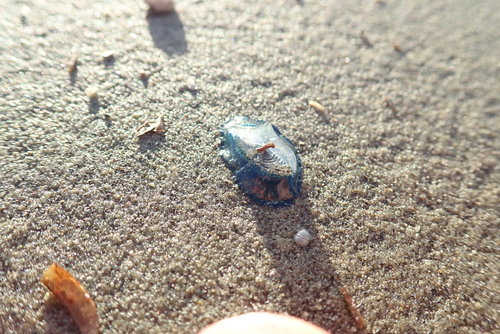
41,263 -> 99,334
136,115 -> 165,138
139,72 -> 150,81
340,287 -> 367,330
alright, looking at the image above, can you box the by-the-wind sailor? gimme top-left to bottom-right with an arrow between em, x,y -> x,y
220,116 -> 302,207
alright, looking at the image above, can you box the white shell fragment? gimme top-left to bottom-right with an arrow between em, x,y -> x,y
294,228 -> 313,247
308,100 -> 325,113
135,115 -> 165,138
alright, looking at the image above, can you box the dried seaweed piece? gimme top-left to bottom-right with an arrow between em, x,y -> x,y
41,263 -> 99,334
340,287 -> 367,330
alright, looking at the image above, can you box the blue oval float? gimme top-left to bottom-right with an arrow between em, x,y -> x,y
220,116 -> 302,207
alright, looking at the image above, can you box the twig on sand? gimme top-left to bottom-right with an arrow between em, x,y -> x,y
340,286 -> 367,331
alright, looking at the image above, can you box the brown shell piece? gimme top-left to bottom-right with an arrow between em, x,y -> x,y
41,263 -> 99,334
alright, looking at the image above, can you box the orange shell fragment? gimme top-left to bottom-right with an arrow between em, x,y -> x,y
41,263 -> 99,334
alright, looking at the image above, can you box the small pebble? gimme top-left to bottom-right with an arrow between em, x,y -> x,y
85,86 -> 98,99
294,229 -> 313,247
145,0 -> 175,14
102,50 -> 115,62
185,77 -> 196,91
179,78 -> 197,93
393,43 -> 403,53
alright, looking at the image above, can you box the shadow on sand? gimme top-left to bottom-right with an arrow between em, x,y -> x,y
250,186 -> 362,332
137,134 -> 167,153
42,301 -> 79,334
147,11 -> 187,56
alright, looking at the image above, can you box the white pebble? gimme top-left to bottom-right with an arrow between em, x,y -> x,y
294,229 -> 312,247
85,86 -> 98,99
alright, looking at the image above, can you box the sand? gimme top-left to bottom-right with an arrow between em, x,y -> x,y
0,0 -> 499,333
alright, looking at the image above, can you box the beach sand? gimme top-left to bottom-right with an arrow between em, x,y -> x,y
0,0 -> 498,333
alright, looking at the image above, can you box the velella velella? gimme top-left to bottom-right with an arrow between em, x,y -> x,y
220,116 -> 302,207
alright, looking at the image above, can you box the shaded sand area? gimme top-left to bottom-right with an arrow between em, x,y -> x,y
0,0 -> 498,332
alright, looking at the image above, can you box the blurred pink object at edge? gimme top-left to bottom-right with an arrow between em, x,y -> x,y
198,312 -> 331,334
